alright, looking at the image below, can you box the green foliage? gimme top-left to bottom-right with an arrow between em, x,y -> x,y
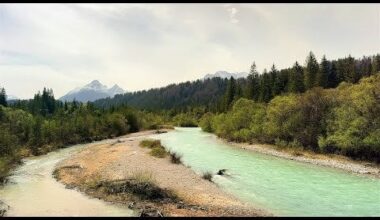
139,139 -> 162,149
0,88 -> 7,107
304,51 -> 319,89
204,73 -> 380,163
172,113 -> 198,127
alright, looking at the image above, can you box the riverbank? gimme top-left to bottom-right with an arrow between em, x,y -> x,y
54,130 -> 268,217
222,138 -> 380,178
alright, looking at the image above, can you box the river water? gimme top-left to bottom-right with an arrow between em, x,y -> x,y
151,127 -> 380,216
0,140 -> 135,217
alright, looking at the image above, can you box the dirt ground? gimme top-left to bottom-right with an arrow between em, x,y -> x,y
54,130 -> 269,217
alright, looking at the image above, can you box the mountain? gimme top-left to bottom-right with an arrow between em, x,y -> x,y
59,80 -> 126,102
203,71 -> 249,80
6,95 -> 19,101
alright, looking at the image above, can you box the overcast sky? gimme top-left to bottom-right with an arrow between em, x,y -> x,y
0,3 -> 379,99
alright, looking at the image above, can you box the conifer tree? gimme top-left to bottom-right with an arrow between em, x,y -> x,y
317,55 -> 329,88
0,87 -> 7,107
304,51 -> 319,89
288,61 -> 305,93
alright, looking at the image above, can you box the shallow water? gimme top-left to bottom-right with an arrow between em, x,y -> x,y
151,127 -> 380,216
0,141 -> 135,217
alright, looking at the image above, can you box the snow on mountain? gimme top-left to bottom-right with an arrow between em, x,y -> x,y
59,80 -> 126,102
203,71 -> 249,80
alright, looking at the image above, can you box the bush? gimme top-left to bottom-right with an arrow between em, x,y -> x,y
139,139 -> 162,149
169,152 -> 182,164
150,147 -> 167,158
202,171 -> 213,182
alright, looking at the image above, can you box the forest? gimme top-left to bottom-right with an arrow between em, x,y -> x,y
0,88 -> 168,182
1,52 -> 380,182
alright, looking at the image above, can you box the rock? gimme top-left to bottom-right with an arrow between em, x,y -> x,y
217,169 -> 227,175
128,202 -> 135,209
155,130 -> 167,134
0,200 -> 10,217
139,207 -> 164,217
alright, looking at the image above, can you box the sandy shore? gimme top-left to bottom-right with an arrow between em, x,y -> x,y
53,130 -> 269,217
224,139 -> 380,178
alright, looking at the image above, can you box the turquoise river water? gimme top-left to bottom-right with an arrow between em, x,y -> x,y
150,127 -> 380,217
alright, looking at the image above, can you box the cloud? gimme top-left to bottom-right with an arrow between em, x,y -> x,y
0,4 -> 378,99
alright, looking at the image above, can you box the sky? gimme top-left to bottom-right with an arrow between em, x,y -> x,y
0,3 -> 379,99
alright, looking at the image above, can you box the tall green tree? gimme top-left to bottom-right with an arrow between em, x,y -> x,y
304,51 -> 319,89
224,77 -> 236,110
0,88 -> 7,107
317,55 -> 329,88
288,62 -> 305,93
344,55 -> 357,83
270,64 -> 281,96
327,61 -> 339,88
259,69 -> 272,102
245,62 -> 260,101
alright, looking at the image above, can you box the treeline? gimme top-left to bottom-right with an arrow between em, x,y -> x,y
94,77 -> 228,112
0,87 -> 167,182
220,52 -> 380,111
200,73 -> 380,163
93,52 -> 380,114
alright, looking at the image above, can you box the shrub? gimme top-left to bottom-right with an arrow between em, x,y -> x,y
139,139 -> 162,149
202,171 -> 213,182
169,152 -> 182,164
150,147 -> 167,158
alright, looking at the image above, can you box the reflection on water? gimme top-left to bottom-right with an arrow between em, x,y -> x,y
0,141 -> 135,217
152,127 -> 380,216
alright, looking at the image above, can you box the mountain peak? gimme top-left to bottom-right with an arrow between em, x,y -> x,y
59,80 -> 125,102
203,71 -> 248,80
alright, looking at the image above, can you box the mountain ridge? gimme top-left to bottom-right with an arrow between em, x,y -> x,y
59,80 -> 126,102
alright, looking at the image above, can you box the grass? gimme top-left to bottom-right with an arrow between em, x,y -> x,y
140,139 -> 169,158
201,171 -> 213,182
139,139 -> 162,149
97,170 -> 178,201
150,147 -> 168,158
169,152 -> 182,164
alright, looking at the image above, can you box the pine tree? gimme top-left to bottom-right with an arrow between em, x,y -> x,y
245,62 -> 260,101
259,69 -> 272,102
317,55 -> 329,88
344,55 -> 357,83
304,51 -> 319,89
288,62 -> 305,93
327,61 -> 339,88
270,64 -> 281,96
224,77 -> 236,110
0,87 -> 7,107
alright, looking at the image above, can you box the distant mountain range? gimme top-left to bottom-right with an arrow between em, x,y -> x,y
6,95 -> 19,101
59,80 -> 126,102
203,71 -> 249,80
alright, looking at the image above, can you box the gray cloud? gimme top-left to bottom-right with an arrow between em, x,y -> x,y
0,3 -> 379,99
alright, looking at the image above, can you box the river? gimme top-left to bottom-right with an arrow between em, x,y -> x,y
0,140 -> 135,217
1,128 -> 379,216
150,127 -> 380,217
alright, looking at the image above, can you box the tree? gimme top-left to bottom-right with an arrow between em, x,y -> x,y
0,88 -> 7,107
304,51 -> 319,89
259,69 -> 272,102
317,55 -> 329,88
326,61 -> 338,88
224,77 -> 236,110
245,62 -> 260,101
288,62 -> 305,93
344,55 -> 358,83
270,65 -> 282,96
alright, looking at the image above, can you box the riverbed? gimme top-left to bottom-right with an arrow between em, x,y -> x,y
150,127 -> 380,217
0,140 -> 135,217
